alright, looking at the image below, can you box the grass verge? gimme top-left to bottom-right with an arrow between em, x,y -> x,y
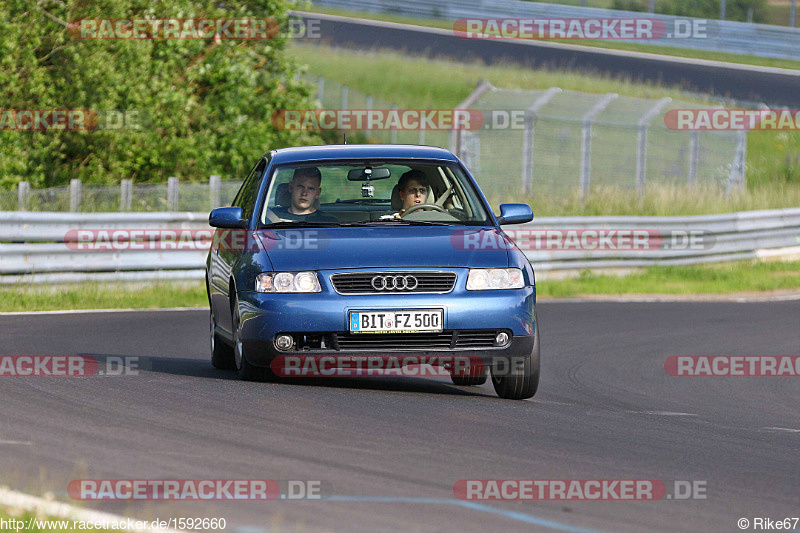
288,45 -> 800,215
0,281 -> 207,313
536,259 -> 800,298
300,6 -> 800,71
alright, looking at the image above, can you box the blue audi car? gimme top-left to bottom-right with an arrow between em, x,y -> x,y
206,144 -> 539,399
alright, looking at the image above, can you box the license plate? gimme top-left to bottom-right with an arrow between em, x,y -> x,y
349,310 -> 443,334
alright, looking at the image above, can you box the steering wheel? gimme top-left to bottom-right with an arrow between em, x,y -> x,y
400,203 -> 447,217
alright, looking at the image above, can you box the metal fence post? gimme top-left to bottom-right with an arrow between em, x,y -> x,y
452,79 -> 496,158
521,87 -> 561,194
209,175 -> 221,209
167,177 -> 179,212
727,131 -> 747,194
580,94 -> 618,199
390,104 -> 398,144
120,179 -> 132,211
18,181 -> 29,211
365,95 -> 373,137
69,179 -> 82,212
635,98 -> 671,194
521,114 -> 534,194
688,131 -> 700,186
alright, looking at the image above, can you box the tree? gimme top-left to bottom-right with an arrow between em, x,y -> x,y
0,0 -> 321,188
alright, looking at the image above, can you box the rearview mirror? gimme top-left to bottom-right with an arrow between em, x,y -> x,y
496,203 -> 533,225
209,206 -> 247,229
347,167 -> 391,181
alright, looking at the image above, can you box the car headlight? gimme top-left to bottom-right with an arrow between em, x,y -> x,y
466,268 -> 524,290
256,272 -> 321,293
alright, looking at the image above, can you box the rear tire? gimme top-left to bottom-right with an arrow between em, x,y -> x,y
210,311 -> 236,369
491,327 -> 540,400
232,294 -> 274,382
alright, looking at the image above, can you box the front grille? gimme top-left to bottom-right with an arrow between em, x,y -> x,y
330,271 -> 456,294
332,330 -> 501,351
335,332 -> 453,350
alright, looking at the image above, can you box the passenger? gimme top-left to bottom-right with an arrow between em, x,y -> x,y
273,167 -> 337,222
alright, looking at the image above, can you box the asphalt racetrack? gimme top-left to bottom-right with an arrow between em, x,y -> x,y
297,12 -> 800,107
1,301 -> 798,532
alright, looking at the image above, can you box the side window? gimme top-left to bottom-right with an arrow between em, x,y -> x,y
233,159 -> 266,221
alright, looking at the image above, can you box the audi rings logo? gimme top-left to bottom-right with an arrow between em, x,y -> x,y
371,275 -> 419,291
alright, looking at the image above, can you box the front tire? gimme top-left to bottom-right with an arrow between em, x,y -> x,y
491,327 -> 540,400
232,294 -> 274,382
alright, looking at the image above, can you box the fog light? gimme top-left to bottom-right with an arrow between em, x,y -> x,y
275,334 -> 294,351
495,332 -> 509,346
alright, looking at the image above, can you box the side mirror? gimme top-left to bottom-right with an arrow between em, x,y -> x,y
209,206 -> 247,229
496,203 -> 533,225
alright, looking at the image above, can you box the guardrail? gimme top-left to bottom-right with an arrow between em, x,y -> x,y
307,0 -> 800,61
1,209 -> 798,283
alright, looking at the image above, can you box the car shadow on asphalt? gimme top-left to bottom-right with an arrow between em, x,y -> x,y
79,353 -> 495,398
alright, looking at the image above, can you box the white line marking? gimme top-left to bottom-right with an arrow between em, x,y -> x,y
0,486 -> 182,533
534,400 -> 576,406
0,307 -> 203,316
542,294 -> 800,303
0,441 -> 32,445
627,411 -> 699,416
764,427 -> 800,433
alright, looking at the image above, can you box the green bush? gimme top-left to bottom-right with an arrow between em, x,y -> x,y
0,0 -> 322,188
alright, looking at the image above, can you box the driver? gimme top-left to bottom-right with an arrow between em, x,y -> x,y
395,170 -> 429,217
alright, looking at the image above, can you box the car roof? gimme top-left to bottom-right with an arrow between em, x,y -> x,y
268,144 -> 459,164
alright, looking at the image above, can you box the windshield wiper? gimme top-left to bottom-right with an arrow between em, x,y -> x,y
262,221 -> 343,228
358,219 -> 455,226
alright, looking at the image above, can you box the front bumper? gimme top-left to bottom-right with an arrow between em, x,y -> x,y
237,269 -> 536,368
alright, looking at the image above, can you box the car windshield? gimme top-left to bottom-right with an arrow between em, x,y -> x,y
258,160 -> 491,227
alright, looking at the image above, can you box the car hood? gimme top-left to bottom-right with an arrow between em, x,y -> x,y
257,226 -> 510,271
